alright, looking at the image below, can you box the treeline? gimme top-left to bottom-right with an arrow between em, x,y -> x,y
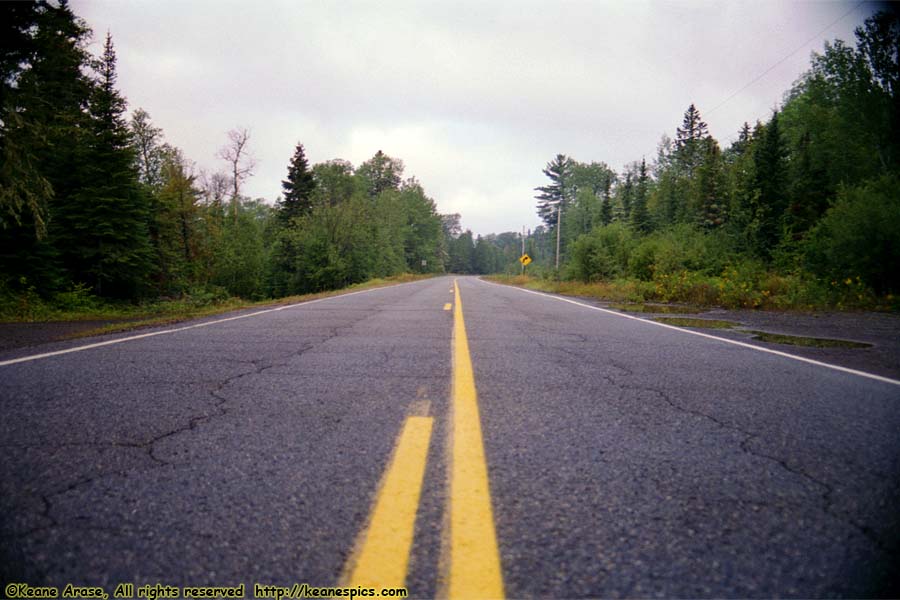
532,10 -> 899,305
0,1 -> 459,307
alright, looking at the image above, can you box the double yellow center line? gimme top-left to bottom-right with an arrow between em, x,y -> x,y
344,279 -> 504,598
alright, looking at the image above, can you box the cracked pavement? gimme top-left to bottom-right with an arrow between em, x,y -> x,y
2,276 -> 899,597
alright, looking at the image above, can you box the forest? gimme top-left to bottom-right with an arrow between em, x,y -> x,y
521,9 -> 899,309
0,2 -> 898,318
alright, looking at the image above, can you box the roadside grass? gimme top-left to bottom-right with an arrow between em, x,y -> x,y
747,331 -> 871,348
1,274 -> 434,338
485,273 -> 898,311
652,317 -> 739,329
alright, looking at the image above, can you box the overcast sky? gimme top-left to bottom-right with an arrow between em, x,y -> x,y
71,0 -> 877,236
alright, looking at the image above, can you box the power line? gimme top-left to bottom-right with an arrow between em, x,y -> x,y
706,1 -> 867,118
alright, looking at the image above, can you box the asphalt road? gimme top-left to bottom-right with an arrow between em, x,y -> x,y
1,276 -> 898,598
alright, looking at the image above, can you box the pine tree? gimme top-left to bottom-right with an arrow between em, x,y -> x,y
675,103 -> 709,177
54,33 -> 153,297
0,1 -> 92,293
750,112 -> 788,257
599,175 -> 613,226
630,158 -> 651,233
534,154 -> 573,228
278,142 -> 316,223
696,137 -> 726,229
357,150 -> 403,199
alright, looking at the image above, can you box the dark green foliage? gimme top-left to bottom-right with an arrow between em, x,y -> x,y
566,223 -> 636,281
675,103 -> 709,178
278,142 -> 316,222
749,112 -> 788,257
535,154 -> 573,228
803,175 -> 900,294
357,150 -> 403,199
630,159 -> 651,233
67,34 -> 152,297
695,138 -> 726,230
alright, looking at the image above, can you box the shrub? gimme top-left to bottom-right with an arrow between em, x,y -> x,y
803,175 -> 900,294
567,223 -> 636,281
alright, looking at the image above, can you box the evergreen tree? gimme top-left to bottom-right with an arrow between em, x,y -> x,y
630,158 -> 651,232
675,103 -> 709,177
54,33 -> 152,297
785,130 -> 830,239
0,0 -> 93,293
534,154 -> 573,228
696,137 -> 726,229
357,150 -> 403,199
278,142 -> 316,223
750,112 -> 788,258
599,175 -> 613,226
618,171 -> 634,221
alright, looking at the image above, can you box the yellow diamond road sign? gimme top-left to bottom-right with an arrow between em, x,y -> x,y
519,254 -> 532,266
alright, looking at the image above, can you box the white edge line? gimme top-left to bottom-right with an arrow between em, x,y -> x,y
0,279 -> 431,368
477,277 -> 900,388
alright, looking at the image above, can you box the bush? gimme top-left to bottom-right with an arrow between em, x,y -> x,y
627,224 -> 736,279
803,175 -> 900,294
566,223 -> 636,281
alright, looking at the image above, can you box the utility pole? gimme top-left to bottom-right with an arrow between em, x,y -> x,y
521,226 -> 526,275
555,202 -> 562,272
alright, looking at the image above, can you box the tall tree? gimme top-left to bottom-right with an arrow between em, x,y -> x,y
357,150 -> 403,199
695,137 -> 726,229
854,10 -> 900,170
217,127 -> 255,220
535,154 -> 573,228
130,108 -> 169,189
53,32 -> 152,297
630,158 -> 651,232
278,142 -> 316,223
675,103 -> 709,178
750,112 -> 788,257
0,1 -> 93,293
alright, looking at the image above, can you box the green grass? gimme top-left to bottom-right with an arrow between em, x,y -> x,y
484,273 -> 899,312
747,331 -> 871,348
2,274 -> 434,338
651,317 -> 739,329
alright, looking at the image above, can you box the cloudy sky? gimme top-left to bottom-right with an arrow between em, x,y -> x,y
71,0 -> 877,236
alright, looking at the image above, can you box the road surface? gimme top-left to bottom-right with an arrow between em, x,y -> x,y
1,276 -> 898,598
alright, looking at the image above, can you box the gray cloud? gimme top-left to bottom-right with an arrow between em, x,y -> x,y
73,0 -> 874,235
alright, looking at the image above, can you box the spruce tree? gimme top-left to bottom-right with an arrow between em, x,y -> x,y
750,112 -> 788,257
278,142 -> 316,223
696,137 -> 726,229
630,158 -> 651,233
599,175 -> 613,226
675,103 -> 709,177
54,33 -> 152,297
0,1 -> 92,293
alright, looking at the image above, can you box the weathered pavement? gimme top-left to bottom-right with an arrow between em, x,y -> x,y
1,275 -> 898,597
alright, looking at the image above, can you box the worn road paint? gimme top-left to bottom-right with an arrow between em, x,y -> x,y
346,416 -> 434,588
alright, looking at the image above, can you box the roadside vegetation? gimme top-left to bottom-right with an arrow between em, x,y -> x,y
0,274 -> 431,336
491,10 -> 899,312
0,3 -> 453,324
1,4 -> 897,324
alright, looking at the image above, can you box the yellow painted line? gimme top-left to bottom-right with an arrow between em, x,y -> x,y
448,279 -> 504,598
444,303 -> 452,311
346,416 -> 434,588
